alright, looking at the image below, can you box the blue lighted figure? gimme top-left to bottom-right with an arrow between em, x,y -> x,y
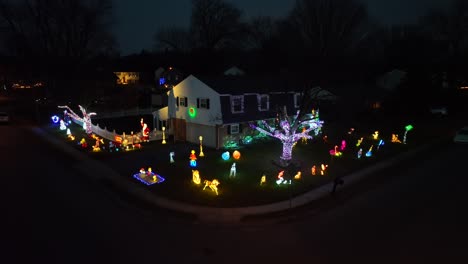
51,115 -> 59,124
170,151 -> 175,163
365,145 -> 373,157
377,139 -> 384,150
189,150 -> 197,167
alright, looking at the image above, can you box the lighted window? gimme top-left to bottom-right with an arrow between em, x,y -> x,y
230,124 -> 240,134
294,93 -> 301,108
258,94 -> 269,111
198,98 -> 210,109
231,95 -> 244,113
178,96 -> 188,107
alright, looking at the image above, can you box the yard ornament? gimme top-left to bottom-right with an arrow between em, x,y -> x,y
276,170 -> 286,185
192,170 -> 201,185
249,104 -> 323,167
357,148 -> 363,159
79,138 -> 87,148
60,119 -> 67,130
340,140 -> 346,151
232,150 -> 241,160
392,134 -> 402,143
311,165 -> 316,176
403,124 -> 414,144
58,105 -> 96,135
348,128 -> 355,135
199,136 -> 204,157
329,145 -> 343,157
189,150 -> 197,167
203,179 -> 220,195
51,115 -> 59,124
356,137 -> 363,147
229,163 -> 237,177
294,171 -> 302,180
221,151 -> 230,161
320,164 -> 328,175
260,174 -> 266,185
365,145 -> 373,157
140,118 -> 150,142
377,139 -> 385,150
66,128 -> 71,135
372,131 -> 379,140
170,152 -> 175,163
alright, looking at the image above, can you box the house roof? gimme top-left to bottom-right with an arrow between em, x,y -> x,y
195,74 -> 308,95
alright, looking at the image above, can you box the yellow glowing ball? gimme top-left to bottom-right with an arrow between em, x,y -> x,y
232,150 -> 241,160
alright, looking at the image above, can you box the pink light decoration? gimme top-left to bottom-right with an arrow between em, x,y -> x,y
340,140 -> 346,151
58,105 -> 96,135
329,145 -> 342,157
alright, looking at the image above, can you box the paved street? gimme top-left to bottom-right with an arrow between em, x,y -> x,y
3,119 -> 468,264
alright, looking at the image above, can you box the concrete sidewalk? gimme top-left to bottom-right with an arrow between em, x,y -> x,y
32,126 -> 450,224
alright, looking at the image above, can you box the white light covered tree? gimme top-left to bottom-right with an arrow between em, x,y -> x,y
249,88 -> 324,167
58,105 -> 96,135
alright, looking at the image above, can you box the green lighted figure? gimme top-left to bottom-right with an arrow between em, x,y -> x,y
403,124 -> 413,144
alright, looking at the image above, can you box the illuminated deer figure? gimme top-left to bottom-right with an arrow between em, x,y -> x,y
203,179 -> 220,195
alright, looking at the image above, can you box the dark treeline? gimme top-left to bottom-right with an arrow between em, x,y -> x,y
1,0 -> 468,101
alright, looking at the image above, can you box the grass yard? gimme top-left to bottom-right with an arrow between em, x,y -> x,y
45,115 -> 438,208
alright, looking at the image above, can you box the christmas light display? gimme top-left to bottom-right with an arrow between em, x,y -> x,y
51,115 -> 59,124
199,136 -> 204,157
189,150 -> 197,167
348,128 -> 355,135
133,168 -> 165,185
392,134 -> 402,143
58,105 -> 96,135
372,131 -> 379,140
320,164 -> 328,175
365,145 -> 373,157
192,170 -> 201,185
250,107 -> 323,166
188,107 -> 197,118
162,127 -> 166,144
377,139 -> 385,150
356,137 -> 363,147
66,128 -> 71,135
340,140 -> 346,151
329,145 -> 343,157
311,165 -> 316,175
229,163 -> 236,177
301,127 -> 308,144
59,119 -> 67,130
79,138 -> 87,148
276,170 -> 287,185
203,179 -> 220,195
403,124 -> 413,144
294,171 -> 302,180
221,151 -> 230,161
140,118 -> 150,142
232,150 -> 241,160
170,152 -> 175,163
260,175 -> 266,185
357,148 -> 363,159
91,134 -> 104,152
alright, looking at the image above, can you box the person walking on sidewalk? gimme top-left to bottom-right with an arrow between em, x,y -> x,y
331,176 -> 344,195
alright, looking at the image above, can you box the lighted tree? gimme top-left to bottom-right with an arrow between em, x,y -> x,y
58,105 -> 96,135
249,88 -> 324,167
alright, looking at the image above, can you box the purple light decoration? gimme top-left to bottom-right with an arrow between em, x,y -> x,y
58,105 -> 96,135
133,172 -> 165,185
250,110 -> 323,165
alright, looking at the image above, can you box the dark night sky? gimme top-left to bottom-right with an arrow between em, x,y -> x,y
112,0 -> 450,55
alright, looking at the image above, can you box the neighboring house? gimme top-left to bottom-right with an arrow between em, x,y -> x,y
224,66 -> 245,76
152,66 -> 185,108
153,74 -> 306,149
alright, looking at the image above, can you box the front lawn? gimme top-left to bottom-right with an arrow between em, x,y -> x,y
44,116 -> 437,208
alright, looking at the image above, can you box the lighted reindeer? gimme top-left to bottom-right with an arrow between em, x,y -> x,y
203,179 -> 220,195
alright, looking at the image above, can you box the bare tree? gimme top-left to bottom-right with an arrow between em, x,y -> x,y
190,0 -> 243,51
288,0 -> 370,59
0,0 -> 116,58
153,26 -> 192,52
244,16 -> 277,50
